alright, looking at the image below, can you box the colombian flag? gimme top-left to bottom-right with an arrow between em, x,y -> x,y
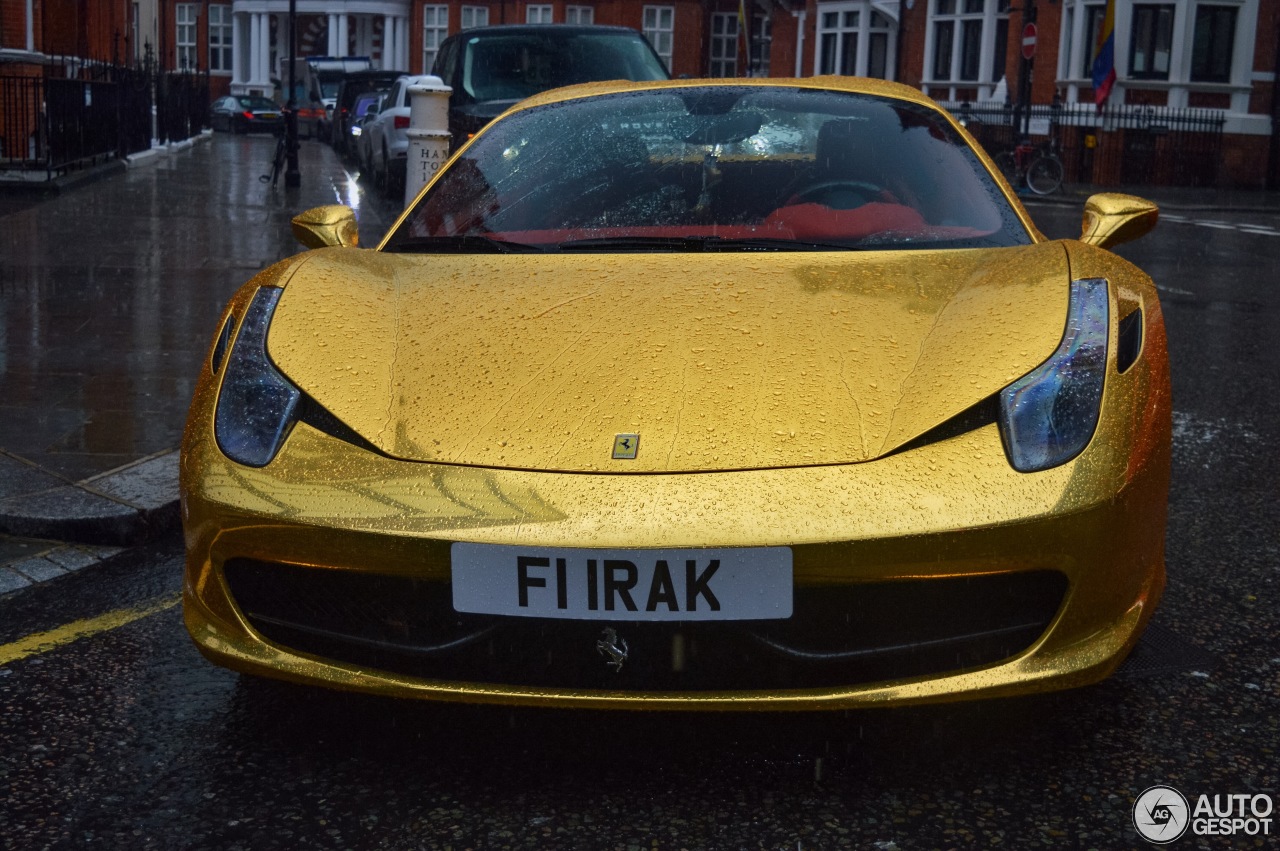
1090,0 -> 1117,108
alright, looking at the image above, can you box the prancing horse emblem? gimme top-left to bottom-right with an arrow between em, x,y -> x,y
612,433 -> 639,460
596,627 -> 629,672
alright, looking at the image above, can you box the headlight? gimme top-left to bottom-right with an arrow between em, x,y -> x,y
214,287 -> 301,467
998,278 -> 1109,472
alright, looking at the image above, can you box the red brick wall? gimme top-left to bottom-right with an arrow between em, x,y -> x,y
1221,134 -> 1271,188
1248,2 -> 1278,116
1,0 -> 37,51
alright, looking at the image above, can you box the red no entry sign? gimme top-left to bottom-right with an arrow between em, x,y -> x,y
1022,22 -> 1037,60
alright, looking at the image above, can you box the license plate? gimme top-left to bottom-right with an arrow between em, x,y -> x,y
451,544 -> 792,621
260,113 -> 278,119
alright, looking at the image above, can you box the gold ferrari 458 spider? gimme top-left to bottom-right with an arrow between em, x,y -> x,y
182,77 -> 1170,710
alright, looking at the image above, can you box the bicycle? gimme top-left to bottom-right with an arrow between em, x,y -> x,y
260,130 -> 287,186
993,137 -> 1064,196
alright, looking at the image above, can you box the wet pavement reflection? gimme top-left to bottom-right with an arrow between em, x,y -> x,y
0,135 -> 402,481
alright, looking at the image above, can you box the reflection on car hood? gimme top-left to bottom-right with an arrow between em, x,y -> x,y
268,244 -> 1070,472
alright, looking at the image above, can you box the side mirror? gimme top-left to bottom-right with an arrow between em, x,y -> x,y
1080,193 -> 1158,249
291,205 -> 359,249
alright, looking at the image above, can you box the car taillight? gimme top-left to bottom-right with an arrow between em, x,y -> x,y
394,115 -> 410,129
242,111 -> 255,120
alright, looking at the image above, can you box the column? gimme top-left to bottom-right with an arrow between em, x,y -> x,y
337,14 -> 350,57
328,14 -> 339,55
394,14 -> 404,72
258,12 -> 271,86
232,11 -> 245,88
384,15 -> 396,69
250,12 -> 262,84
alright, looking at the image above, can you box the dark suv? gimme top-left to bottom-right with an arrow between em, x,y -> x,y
331,70 -> 405,158
430,25 -> 669,149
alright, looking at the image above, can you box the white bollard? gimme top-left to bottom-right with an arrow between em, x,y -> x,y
404,77 -> 452,208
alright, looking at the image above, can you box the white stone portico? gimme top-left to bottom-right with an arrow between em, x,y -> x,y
230,0 -> 411,96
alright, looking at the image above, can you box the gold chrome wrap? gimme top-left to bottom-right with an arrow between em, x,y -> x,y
181,236 -> 1170,709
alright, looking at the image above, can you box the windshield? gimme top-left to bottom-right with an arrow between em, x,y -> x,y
388,86 -> 1030,253
461,32 -> 668,103
239,96 -> 279,110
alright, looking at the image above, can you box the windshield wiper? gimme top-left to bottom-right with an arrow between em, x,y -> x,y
383,235 -> 544,254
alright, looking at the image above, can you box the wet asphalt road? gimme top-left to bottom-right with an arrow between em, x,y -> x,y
2,154 -> 1279,849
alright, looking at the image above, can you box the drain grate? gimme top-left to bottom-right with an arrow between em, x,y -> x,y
1115,620 -> 1217,679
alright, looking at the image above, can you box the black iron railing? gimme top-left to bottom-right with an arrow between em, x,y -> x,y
951,101 -> 1227,188
0,52 -> 208,179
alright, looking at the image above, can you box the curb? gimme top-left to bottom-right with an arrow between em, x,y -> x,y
0,450 -> 180,547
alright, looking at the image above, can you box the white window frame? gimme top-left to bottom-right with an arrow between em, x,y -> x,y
527,4 -> 554,24
208,4 -> 232,73
643,5 -> 675,72
922,0 -> 1009,100
1055,0 -> 1257,116
461,6 -> 490,29
815,2 -> 897,81
423,5 -> 448,72
176,3 -> 198,70
567,5 -> 594,25
709,12 -> 739,77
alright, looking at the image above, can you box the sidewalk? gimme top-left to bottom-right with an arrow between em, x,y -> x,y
2,139 -> 1279,594
0,133 -> 402,593
1030,182 -> 1280,213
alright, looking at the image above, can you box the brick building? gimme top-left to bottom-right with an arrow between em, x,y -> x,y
6,0 -> 1277,185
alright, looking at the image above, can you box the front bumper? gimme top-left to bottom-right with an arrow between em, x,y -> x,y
182,405 -> 1168,710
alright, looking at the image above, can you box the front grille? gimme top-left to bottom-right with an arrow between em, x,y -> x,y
222,558 -> 1067,692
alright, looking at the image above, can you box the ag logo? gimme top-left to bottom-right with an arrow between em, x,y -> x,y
1133,785 -> 1190,844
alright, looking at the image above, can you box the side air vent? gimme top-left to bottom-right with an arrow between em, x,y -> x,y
1117,309 -> 1143,374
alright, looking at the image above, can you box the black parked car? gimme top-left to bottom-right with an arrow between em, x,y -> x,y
209,95 -> 285,134
331,70 -> 405,158
430,25 -> 669,149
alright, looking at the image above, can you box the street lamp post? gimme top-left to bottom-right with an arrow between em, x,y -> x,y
285,0 -> 301,187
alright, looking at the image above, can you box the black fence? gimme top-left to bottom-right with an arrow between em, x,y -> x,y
0,57 -> 208,179
952,101 -> 1227,188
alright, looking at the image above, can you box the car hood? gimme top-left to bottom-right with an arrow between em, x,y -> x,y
267,244 -> 1070,472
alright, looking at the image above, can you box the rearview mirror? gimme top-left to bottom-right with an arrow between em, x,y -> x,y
1079,193 -> 1158,250
292,205 -> 359,249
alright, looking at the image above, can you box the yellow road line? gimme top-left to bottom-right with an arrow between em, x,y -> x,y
0,594 -> 180,666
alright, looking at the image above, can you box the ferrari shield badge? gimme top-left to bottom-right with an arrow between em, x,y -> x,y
612,433 -> 639,460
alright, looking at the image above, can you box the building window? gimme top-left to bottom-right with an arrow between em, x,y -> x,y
709,12 -> 739,77
423,5 -> 448,71
928,0 -> 1008,83
750,14 -> 772,76
209,5 -> 232,72
818,3 -> 895,79
567,5 -> 594,25
527,5 -> 553,24
461,6 -> 490,29
643,6 -> 675,71
176,3 -> 197,69
1129,4 -> 1174,79
1191,4 -> 1237,83
820,7 -> 859,75
1077,2 -> 1107,77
